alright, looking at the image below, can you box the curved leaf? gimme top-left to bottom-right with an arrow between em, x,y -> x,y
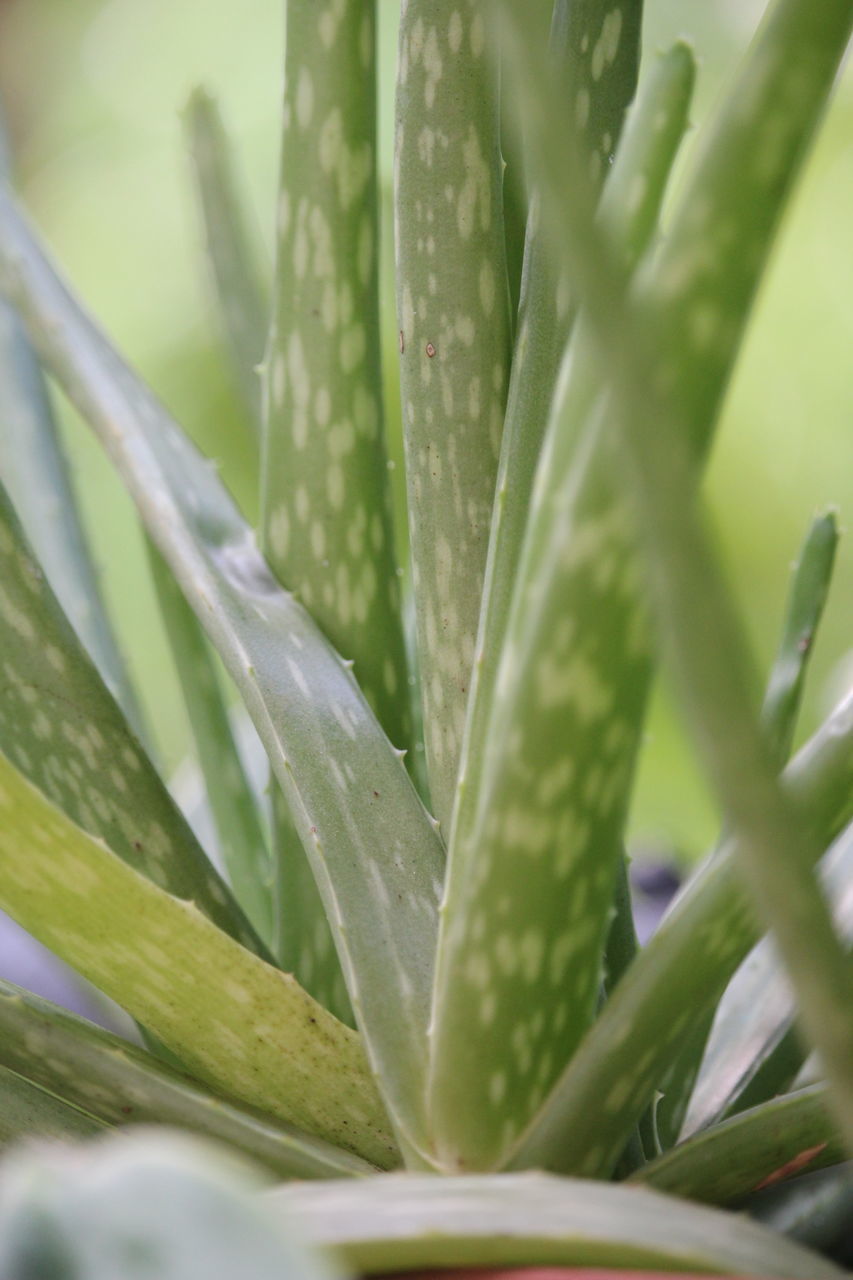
0,751 -> 396,1169
0,186 -> 445,1163
0,978 -> 375,1180
266,1171 -> 846,1278
635,1085 -> 843,1205
0,481 -> 264,954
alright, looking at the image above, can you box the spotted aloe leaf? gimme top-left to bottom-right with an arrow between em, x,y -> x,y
426,40 -> 694,1174
185,88 -> 269,432
0,186 -> 445,1162
487,0 -> 853,1175
395,0 -> 512,830
267,1171 -> 846,1278
0,1065 -> 104,1146
508,687 -> 853,1176
658,511 -> 840,1148
0,978 -> 375,1179
0,482 -> 263,955
0,754 -> 395,1168
148,540 -> 274,945
262,0 -> 407,1024
0,123 -> 140,731
684,818 -> 853,1140
635,1084 -> 844,1207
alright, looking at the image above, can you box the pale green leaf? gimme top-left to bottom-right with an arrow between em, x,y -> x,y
0,187 -> 444,1162
267,1171 -> 846,1278
0,978 -> 374,1180
427,39 -> 694,1174
0,1064 -> 104,1146
395,0 -> 512,829
0,751 -> 396,1169
185,88 -> 269,431
0,481 -> 263,954
148,539 -> 274,944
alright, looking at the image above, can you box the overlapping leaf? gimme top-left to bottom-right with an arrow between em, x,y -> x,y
0,753 -> 395,1168
0,186 -> 445,1162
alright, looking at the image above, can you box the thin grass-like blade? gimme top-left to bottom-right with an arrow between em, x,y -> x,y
0,754 -> 395,1168
0,481 -> 263,954
0,1064 -> 105,1145
394,0 -> 512,829
0,187 -> 445,1162
635,1084 -> 843,1206
148,540 -> 274,943
683,818 -> 853,1139
184,88 -> 269,430
0,126 -> 140,730
266,1171 -> 846,1278
0,978 -> 374,1179
656,511 -> 840,1147
427,42 -> 694,1174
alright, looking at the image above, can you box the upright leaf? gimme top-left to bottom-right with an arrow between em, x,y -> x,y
487,0 -> 853,1175
263,0 -> 407,1022
395,0 -> 511,829
508,688 -> 853,1176
0,188 -> 445,1162
427,41 -> 694,1173
185,88 -> 269,432
0,754 -> 395,1168
148,540 -> 274,944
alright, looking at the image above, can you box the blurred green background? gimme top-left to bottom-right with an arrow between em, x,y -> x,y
1,0 -> 851,865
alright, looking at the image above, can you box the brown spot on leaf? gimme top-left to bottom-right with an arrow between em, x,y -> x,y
753,1141 -> 827,1191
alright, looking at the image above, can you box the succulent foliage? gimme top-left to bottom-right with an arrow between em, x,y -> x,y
0,0 -> 852,1273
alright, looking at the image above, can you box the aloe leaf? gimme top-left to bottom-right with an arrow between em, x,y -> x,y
635,1084 -> 843,1206
0,978 -> 374,1179
148,539 -> 274,944
492,0 -> 853,1175
657,511 -> 839,1147
761,512 -> 839,767
0,1064 -> 105,1145
0,187 -> 445,1162
427,41 -> 694,1174
262,1 -> 407,1023
684,818 -> 853,1139
0,480 -> 264,954
267,1171 -> 847,1279
0,127 -> 141,732
745,1163 -> 853,1254
184,88 -> 269,431
0,752 -> 396,1168
394,0 -> 512,830
507,688 -> 853,1176
0,1130 -> 350,1280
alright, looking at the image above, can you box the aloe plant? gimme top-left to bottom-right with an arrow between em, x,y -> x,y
0,0 -> 852,1274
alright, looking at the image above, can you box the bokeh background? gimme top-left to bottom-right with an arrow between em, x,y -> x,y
1,0 -> 852,868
